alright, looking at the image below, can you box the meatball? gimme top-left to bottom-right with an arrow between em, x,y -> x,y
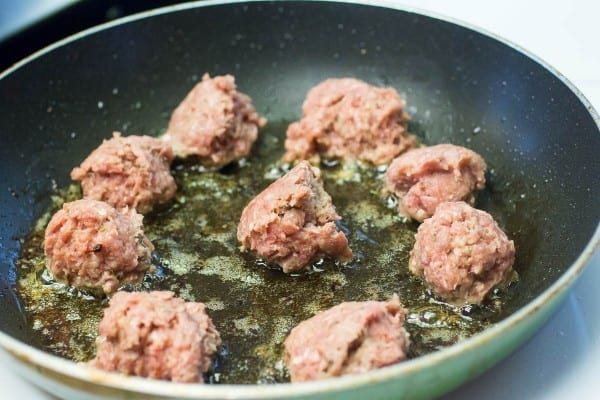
409,201 -> 515,304
237,161 -> 352,273
283,78 -> 415,165
163,73 -> 267,167
385,144 -> 486,222
44,199 -> 153,294
71,132 -> 176,214
284,295 -> 410,382
88,291 -> 221,383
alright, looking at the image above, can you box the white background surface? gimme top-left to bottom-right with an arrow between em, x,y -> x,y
0,0 -> 598,399
0,0 -> 77,39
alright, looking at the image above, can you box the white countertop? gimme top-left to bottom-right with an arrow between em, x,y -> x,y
0,0 -> 78,39
1,0 -> 598,399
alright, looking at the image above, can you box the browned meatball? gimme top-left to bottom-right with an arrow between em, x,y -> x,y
237,161 -> 352,273
284,295 -> 410,382
283,78 -> 415,165
44,199 -> 153,294
409,201 -> 515,304
385,144 -> 486,222
164,73 -> 267,167
71,132 -> 176,214
88,291 -> 221,383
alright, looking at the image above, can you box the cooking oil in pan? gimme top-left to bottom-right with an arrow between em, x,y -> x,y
16,122 -> 515,384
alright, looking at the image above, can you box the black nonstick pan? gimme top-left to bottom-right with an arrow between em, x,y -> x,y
0,1 -> 598,399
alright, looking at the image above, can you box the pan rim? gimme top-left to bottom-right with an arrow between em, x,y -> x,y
0,0 -> 599,397
2,225 -> 599,399
1,0 -> 599,129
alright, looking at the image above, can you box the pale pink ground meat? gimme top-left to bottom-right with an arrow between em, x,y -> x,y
71,132 -> 176,214
409,201 -> 515,304
88,291 -> 221,383
237,161 -> 352,273
44,199 -> 153,294
284,295 -> 409,382
163,73 -> 267,167
283,78 -> 415,165
385,144 -> 486,222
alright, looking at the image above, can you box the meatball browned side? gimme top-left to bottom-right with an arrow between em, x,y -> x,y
237,161 -> 352,273
409,201 -> 515,304
71,132 -> 176,214
88,291 -> 221,383
164,73 -> 267,167
385,144 -> 486,222
283,78 -> 415,165
44,199 -> 153,294
284,295 -> 410,382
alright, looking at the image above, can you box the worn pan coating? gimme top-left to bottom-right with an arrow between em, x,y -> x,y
0,1 -> 599,399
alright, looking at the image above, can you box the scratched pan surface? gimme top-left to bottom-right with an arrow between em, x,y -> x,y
0,1 -> 598,399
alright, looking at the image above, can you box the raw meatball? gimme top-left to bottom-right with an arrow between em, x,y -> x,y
88,291 -> 221,383
409,201 -> 515,304
164,73 -> 267,167
71,132 -> 176,214
44,199 -> 153,294
237,161 -> 352,273
284,295 -> 410,382
283,78 -> 415,165
385,144 -> 486,222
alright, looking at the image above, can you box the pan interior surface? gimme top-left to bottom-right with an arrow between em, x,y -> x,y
0,0 -> 599,398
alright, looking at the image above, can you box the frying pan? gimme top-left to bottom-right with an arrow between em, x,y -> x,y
0,1 -> 599,399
